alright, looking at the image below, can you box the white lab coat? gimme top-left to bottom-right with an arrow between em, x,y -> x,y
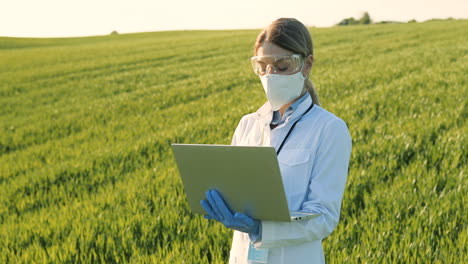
228,95 -> 352,264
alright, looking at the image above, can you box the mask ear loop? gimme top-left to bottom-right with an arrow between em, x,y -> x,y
299,57 -> 308,95
302,54 -> 313,79
292,55 -> 303,77
299,58 -> 307,80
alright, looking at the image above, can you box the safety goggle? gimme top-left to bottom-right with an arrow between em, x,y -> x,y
250,54 -> 304,76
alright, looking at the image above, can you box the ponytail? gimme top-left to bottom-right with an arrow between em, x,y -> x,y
306,79 -> 320,106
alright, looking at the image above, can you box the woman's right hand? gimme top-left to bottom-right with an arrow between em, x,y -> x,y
200,189 -> 260,236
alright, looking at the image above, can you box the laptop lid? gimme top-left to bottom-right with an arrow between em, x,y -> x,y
172,144 -> 292,222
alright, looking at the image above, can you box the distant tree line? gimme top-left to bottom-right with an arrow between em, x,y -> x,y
338,12 -> 372,26
337,12 -> 419,26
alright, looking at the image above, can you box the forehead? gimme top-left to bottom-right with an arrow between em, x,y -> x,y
257,41 -> 294,57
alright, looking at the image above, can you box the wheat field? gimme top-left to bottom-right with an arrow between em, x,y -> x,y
0,19 -> 466,263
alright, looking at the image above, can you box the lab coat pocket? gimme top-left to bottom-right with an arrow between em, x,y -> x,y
278,149 -> 314,210
278,149 -> 310,166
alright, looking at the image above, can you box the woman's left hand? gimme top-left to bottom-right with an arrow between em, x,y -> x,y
201,189 -> 260,236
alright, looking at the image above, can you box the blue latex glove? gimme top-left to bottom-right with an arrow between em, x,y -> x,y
201,189 -> 260,237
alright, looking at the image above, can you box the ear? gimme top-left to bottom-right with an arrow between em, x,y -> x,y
303,55 -> 314,77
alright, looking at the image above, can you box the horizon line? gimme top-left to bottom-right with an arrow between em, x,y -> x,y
0,17 -> 463,39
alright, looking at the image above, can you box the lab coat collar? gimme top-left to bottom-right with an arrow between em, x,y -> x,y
255,94 -> 313,123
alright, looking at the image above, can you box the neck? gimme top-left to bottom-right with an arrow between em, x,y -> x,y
278,90 -> 307,117
278,102 -> 293,117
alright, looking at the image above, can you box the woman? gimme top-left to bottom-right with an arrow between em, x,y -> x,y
201,18 -> 352,264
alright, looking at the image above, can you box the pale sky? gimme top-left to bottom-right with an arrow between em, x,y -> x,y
1,0 -> 467,37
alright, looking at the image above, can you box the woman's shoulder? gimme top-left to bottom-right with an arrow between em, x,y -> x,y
307,105 -> 352,148
236,103 -> 348,128
307,104 -> 348,128
238,112 -> 260,122
234,112 -> 261,132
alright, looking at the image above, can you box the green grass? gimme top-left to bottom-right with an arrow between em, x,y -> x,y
0,19 -> 467,263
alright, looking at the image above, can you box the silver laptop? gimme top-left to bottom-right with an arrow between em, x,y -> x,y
171,144 -> 319,222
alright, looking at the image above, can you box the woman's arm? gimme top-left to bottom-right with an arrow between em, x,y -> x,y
255,118 -> 352,248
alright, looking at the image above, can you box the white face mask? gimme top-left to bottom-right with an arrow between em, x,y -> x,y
259,71 -> 306,110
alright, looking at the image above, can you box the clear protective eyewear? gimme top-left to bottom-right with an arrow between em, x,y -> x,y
250,54 -> 304,76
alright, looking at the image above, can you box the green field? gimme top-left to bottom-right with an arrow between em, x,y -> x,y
0,19 -> 467,263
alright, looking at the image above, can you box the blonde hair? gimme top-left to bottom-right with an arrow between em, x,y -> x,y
254,18 -> 320,106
